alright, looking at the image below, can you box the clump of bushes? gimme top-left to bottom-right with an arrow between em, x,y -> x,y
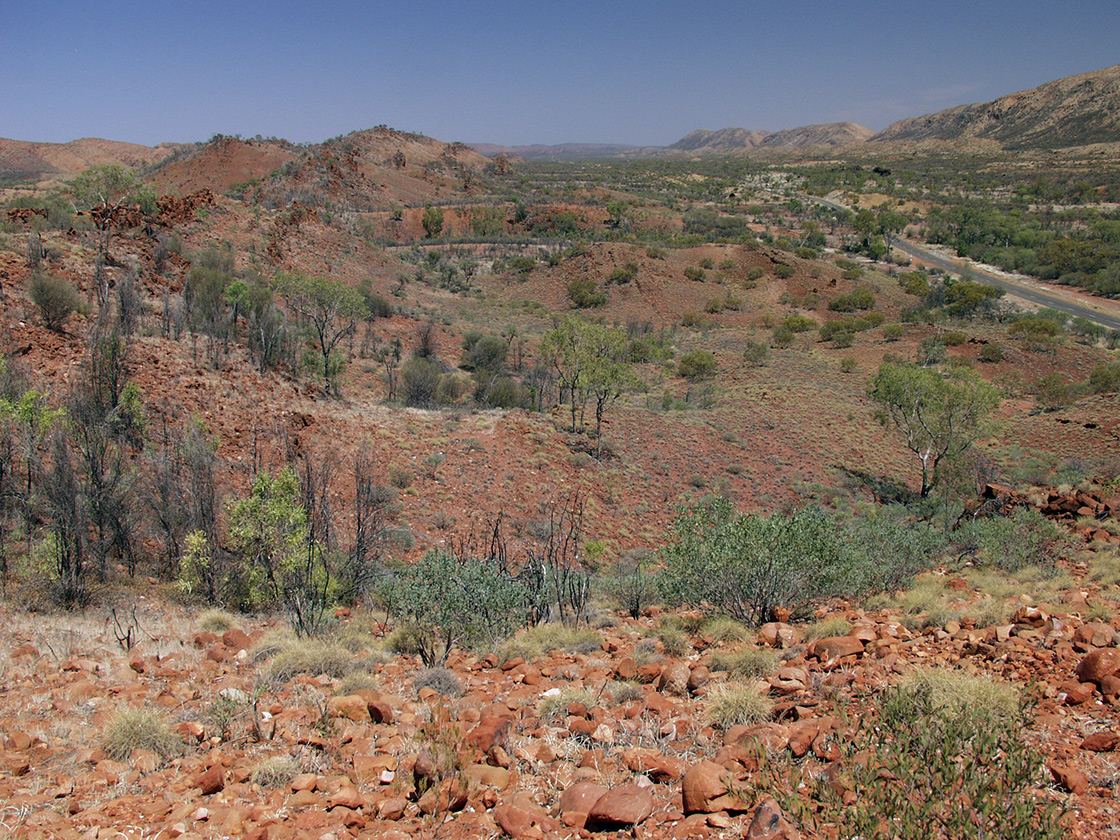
678,350 -> 718,380
567,278 -> 606,308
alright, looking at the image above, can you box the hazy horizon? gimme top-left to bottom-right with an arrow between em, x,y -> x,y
5,0 -> 1119,149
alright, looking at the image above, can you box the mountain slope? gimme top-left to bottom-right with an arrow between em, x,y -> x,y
0,137 -> 180,184
871,65 -> 1120,149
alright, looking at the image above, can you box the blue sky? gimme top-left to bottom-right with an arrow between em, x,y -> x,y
5,0 -> 1118,147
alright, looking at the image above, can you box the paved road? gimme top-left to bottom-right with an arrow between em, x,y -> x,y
800,194 -> 1120,332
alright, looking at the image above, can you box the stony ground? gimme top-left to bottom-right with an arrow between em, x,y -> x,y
2,557 -> 1120,840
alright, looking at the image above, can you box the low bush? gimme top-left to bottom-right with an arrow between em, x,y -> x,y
197,609 -> 238,633
775,678 -> 1061,840
678,350 -> 717,380
499,624 -> 601,662
29,271 -> 83,332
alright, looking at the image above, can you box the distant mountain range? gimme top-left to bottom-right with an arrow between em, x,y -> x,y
3,64 -> 1118,186
476,64 -> 1120,159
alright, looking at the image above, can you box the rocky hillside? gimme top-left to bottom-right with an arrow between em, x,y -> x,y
870,64 -> 1120,150
666,122 -> 872,155
0,137 -> 181,185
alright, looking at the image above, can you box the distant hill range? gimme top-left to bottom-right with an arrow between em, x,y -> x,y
4,64 -> 1119,188
475,64 -> 1120,159
468,142 -> 638,160
869,63 -> 1120,149
0,137 -> 182,186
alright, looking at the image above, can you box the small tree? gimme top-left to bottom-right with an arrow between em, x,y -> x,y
277,273 -> 367,396
421,205 -> 444,238
870,361 -> 999,499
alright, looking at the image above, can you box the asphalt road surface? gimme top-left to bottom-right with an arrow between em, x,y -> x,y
800,194 -> 1120,332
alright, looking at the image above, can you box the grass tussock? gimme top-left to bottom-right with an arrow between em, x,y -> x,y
539,688 -> 597,723
251,755 -> 300,788
414,667 -> 463,697
802,617 -> 852,641
265,638 -> 355,682
499,624 -> 602,663
250,628 -> 298,664
335,671 -> 380,695
705,682 -> 774,729
709,647 -> 780,680
101,708 -> 182,761
607,680 -> 644,705
899,667 -> 1019,727
701,616 -> 751,644
197,609 -> 238,634
652,625 -> 692,656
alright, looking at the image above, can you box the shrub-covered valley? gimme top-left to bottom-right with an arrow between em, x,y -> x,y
3,125 -> 1120,839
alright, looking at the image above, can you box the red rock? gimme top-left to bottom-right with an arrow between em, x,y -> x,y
1059,680 -> 1096,705
586,783 -> 655,828
687,665 -> 710,693
327,694 -> 370,722
1075,623 -> 1116,648
378,796 -> 408,820
222,628 -> 252,651
747,795 -> 797,839
787,722 -> 819,759
558,781 -> 610,815
290,773 -> 319,792
0,752 -> 30,776
1102,674 -> 1120,700
658,662 -> 691,696
1077,649 -> 1120,685
195,764 -> 224,795
328,784 -> 366,810
808,636 -> 863,661
494,802 -> 557,838
623,748 -> 686,782
682,761 -> 738,814
615,658 -> 637,680
466,716 -> 511,753
758,623 -> 799,649
1081,732 -> 1120,752
465,763 -> 511,789
1049,763 -> 1089,795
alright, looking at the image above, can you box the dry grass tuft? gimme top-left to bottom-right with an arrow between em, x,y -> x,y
197,609 -> 238,634
899,667 -> 1019,726
251,755 -> 300,788
266,639 -> 355,682
101,708 -> 182,761
709,647 -> 780,680
499,624 -> 602,662
705,682 -> 774,729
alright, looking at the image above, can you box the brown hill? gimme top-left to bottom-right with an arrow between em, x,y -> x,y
759,121 -> 874,149
249,126 -> 493,210
871,64 -> 1120,150
668,127 -> 771,152
0,136 -> 180,184
147,136 -> 300,196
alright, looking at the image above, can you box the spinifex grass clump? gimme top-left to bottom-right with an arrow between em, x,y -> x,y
766,673 -> 1063,840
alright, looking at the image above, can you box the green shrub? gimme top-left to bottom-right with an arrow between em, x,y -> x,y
678,350 -> 718,380
743,340 -> 770,367
979,342 -> 1005,363
568,278 -> 607,308
780,679 -> 1062,840
658,499 -> 858,625
783,315 -> 816,333
938,330 -> 967,346
955,508 -> 1065,574
684,266 -> 706,282
771,326 -> 794,348
1091,361 -> 1120,392
101,708 -> 182,761
839,356 -> 857,373
774,264 -> 795,279
828,287 -> 875,312
883,324 -> 904,341
388,550 -> 528,666
29,271 -> 83,331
